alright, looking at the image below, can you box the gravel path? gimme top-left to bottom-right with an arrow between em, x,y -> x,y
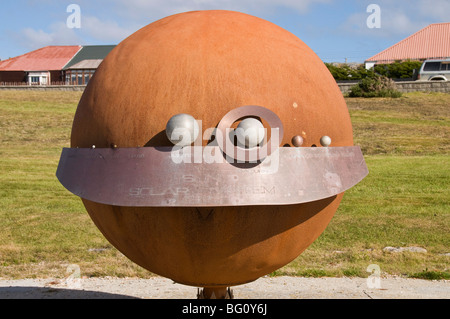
0,276 -> 448,299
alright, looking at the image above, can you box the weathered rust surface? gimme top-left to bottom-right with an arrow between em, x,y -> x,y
56,146 -> 368,207
83,195 -> 342,287
67,10 -> 361,287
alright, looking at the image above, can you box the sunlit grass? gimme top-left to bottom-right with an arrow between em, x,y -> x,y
0,91 -> 449,279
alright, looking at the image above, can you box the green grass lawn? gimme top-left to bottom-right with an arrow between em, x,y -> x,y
0,91 -> 449,280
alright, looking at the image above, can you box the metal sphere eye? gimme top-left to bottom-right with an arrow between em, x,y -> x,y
320,135 -> 331,147
216,105 -> 284,161
291,135 -> 304,147
165,113 -> 199,146
235,118 -> 265,148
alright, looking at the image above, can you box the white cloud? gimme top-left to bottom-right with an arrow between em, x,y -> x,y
18,22 -> 82,50
79,0 -> 448,41
384,12 -> 419,35
80,16 -> 137,43
15,0 -> 447,53
11,0 -> 336,51
67,0 -> 335,43
339,1 -> 436,39
417,0 -> 450,20
17,15 -> 139,49
108,0 -> 334,21
21,28 -> 53,47
263,0 -> 333,13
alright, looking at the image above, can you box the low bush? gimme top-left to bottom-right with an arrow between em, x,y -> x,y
348,75 -> 402,98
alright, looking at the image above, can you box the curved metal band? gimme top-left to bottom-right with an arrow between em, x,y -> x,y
56,146 -> 368,207
216,105 -> 284,161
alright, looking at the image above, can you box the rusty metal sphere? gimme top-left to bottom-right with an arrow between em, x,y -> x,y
291,135 -> 304,147
236,118 -> 265,148
70,10 -> 353,288
320,135 -> 332,147
165,113 -> 200,146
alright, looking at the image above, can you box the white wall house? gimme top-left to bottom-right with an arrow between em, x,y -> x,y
27,71 -> 51,85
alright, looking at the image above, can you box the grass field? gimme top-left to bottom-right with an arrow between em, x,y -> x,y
0,90 -> 448,280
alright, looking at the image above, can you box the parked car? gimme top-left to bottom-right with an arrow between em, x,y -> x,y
416,59 -> 450,81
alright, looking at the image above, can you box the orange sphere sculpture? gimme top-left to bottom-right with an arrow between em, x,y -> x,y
68,10 -> 360,295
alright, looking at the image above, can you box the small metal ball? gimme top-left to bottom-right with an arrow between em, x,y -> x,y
320,135 -> 331,147
235,118 -> 265,148
166,113 -> 200,146
291,135 -> 304,147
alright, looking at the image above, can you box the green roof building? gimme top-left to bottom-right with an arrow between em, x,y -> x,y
63,45 -> 116,85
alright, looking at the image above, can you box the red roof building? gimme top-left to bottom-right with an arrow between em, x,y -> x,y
365,23 -> 450,67
0,46 -> 81,71
0,45 -> 115,85
0,46 -> 81,85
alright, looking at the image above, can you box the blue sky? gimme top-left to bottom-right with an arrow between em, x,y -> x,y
0,0 -> 448,62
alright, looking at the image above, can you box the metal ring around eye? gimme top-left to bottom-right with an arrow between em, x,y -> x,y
216,105 -> 284,162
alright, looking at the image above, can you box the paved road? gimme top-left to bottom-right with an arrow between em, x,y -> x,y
0,276 -> 448,299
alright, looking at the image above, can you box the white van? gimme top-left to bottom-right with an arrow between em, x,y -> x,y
417,59 -> 450,81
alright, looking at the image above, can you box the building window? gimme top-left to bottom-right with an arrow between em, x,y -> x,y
28,72 -> 50,85
66,69 -> 95,85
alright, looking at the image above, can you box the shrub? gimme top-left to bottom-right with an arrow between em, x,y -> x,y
348,75 -> 402,98
325,60 -> 422,81
325,63 -> 375,81
374,60 -> 423,79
